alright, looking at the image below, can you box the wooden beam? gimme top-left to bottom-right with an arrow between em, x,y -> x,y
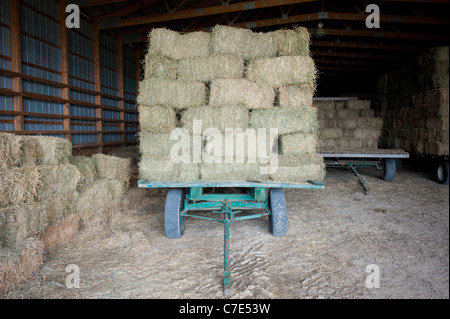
103,0 -> 319,29
311,50 -> 413,61
311,40 -> 428,52
93,19 -> 103,153
118,35 -> 126,145
10,0 -> 23,132
99,0 -> 161,19
73,0 -> 127,8
60,0 -> 71,142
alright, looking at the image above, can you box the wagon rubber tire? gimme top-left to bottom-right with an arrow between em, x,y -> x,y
381,158 -> 396,182
435,160 -> 449,185
164,189 -> 185,239
268,188 -> 287,237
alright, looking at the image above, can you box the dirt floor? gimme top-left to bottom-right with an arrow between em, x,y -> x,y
3,164 -> 449,299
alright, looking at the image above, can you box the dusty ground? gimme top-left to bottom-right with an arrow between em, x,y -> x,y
3,164 -> 449,299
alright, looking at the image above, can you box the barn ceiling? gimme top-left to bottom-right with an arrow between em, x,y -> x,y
72,0 -> 449,96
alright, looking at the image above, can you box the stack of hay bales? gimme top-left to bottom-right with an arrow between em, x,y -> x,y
376,46 -> 449,157
138,26 -> 324,183
0,133 -> 130,294
314,100 -> 384,151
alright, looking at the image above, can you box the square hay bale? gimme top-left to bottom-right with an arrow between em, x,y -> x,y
341,138 -> 363,149
320,128 -> 343,139
144,54 -> 178,80
352,128 -> 382,140
209,79 -> 275,110
313,100 -> 335,111
181,105 -> 250,134
138,79 -> 205,109
424,141 -> 449,156
335,109 -> 361,118
359,109 -> 375,117
147,28 -> 210,60
270,154 -> 325,183
0,203 -> 48,246
43,191 -> 79,226
247,56 -> 316,87
0,133 -> 21,169
280,133 -> 317,155
279,84 -> 315,108
0,237 -> 44,296
91,154 -> 131,189
70,156 -> 98,193
139,159 -> 200,182
273,27 -> 310,56
210,25 -> 277,59
250,106 -> 318,135
38,164 -> 82,200
139,133 -> 175,159
200,162 -> 264,182
76,179 -> 126,221
177,55 -> 244,82
0,166 -> 42,207
139,105 -> 178,133
346,100 -> 372,110
40,215 -> 80,253
318,138 -> 344,150
34,136 -> 72,165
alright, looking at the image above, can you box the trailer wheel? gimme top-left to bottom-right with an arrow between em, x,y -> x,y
381,158 -> 396,182
164,189 -> 185,239
268,188 -> 287,237
435,160 -> 449,185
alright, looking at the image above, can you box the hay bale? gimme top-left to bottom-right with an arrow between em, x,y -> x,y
209,79 -> 275,110
43,191 -> 79,226
138,79 -> 205,109
210,25 -> 277,59
139,159 -> 200,182
274,27 -> 310,56
70,156 -> 97,193
313,100 -> 335,111
0,237 -> 44,295
40,215 -> 80,253
280,133 -> 317,155
0,166 -> 42,207
318,138 -> 343,150
0,133 -> 21,170
270,154 -> 325,183
320,128 -> 343,139
0,203 -> 48,246
144,54 -> 178,80
181,105 -> 249,134
34,136 -> 72,165
352,128 -> 382,140
38,164 -> 82,200
109,146 -> 140,165
200,162 -> 263,182
177,55 -> 244,82
76,179 -> 126,221
347,100 -> 371,110
279,84 -> 315,108
247,56 -> 316,87
139,105 -> 177,133
91,154 -> 131,189
139,133 -> 174,159
147,28 -> 210,60
250,106 -> 318,135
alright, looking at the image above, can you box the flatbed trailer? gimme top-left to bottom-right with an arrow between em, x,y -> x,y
138,179 -> 324,295
319,149 -> 410,194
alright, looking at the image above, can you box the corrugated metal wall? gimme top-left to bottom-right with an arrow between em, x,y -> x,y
0,0 -> 139,149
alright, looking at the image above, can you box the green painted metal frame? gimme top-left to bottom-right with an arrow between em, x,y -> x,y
138,179 -> 324,295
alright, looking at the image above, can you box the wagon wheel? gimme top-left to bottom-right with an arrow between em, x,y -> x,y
164,189 -> 185,239
435,160 -> 449,185
268,188 -> 287,237
380,158 -> 397,182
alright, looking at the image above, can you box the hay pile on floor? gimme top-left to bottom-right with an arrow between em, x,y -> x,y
314,100 -> 383,151
376,47 -> 449,157
0,133 -> 131,294
138,26 -> 323,183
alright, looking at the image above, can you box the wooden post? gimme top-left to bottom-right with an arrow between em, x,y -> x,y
136,47 -> 142,133
93,19 -> 103,153
10,0 -> 23,132
60,0 -> 71,142
118,35 -> 125,145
